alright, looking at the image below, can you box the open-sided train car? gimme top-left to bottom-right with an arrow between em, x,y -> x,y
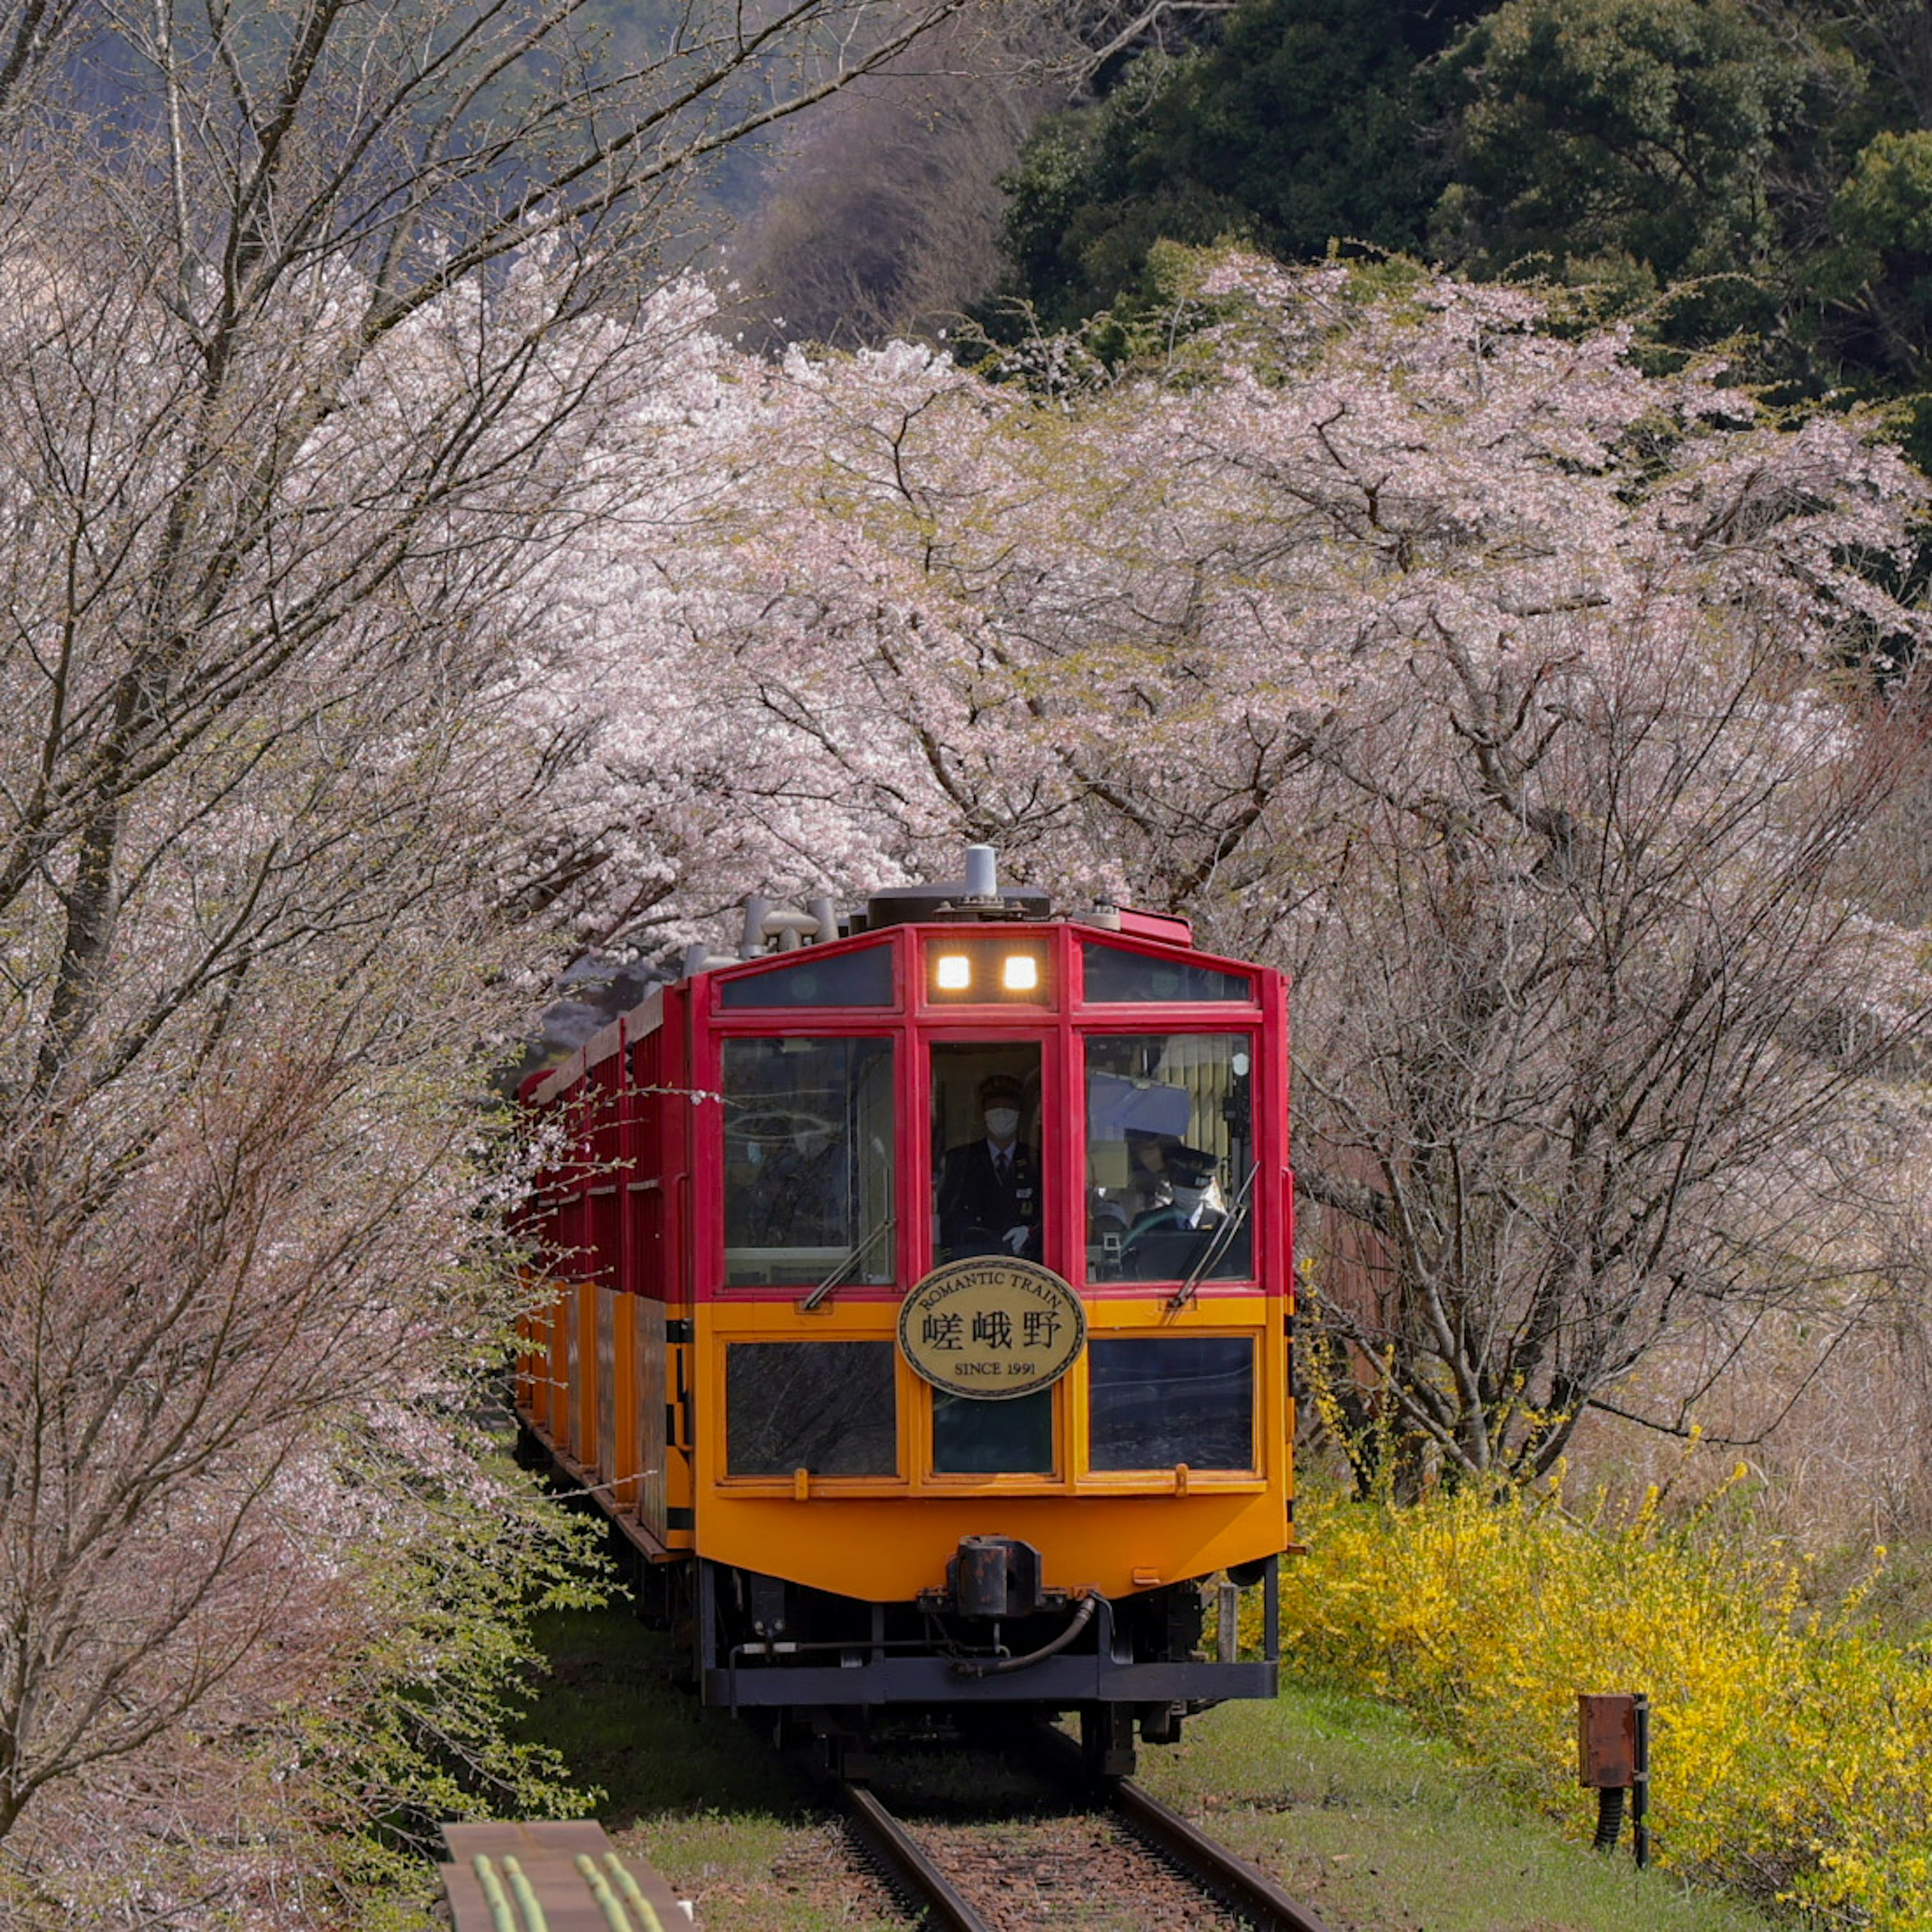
514,854 -> 1295,1772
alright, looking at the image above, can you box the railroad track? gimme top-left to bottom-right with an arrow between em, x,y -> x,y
826,1727 -> 1335,1932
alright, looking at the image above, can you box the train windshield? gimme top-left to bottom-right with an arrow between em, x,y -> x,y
1081,941 -> 1252,1003
721,1036 -> 896,1289
929,1040 -> 1045,1269
928,1039 -> 1056,1476
1084,1033 -> 1255,1283
725,1342 -> 898,1476
1088,1336 -> 1255,1471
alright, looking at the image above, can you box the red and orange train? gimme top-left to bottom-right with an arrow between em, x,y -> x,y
515,854 -> 1295,1772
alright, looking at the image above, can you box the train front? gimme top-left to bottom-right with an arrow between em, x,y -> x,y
520,863 -> 1296,1770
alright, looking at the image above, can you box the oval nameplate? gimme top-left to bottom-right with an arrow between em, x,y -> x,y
898,1257 -> 1086,1401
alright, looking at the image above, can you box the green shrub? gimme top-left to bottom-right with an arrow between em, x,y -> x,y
1262,1470 -> 1932,1925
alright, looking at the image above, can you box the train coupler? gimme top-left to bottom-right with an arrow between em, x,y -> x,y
927,1535 -> 1066,1619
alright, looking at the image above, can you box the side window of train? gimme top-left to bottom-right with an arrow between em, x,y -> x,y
1083,1033 -> 1256,1284
720,1037 -> 896,1289
929,1041 -> 1044,1269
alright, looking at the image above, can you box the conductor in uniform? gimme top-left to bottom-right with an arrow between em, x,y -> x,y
938,1072 -> 1042,1259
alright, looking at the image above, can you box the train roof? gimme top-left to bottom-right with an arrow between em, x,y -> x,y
520,842 -> 1281,1109
520,903 -> 1275,1110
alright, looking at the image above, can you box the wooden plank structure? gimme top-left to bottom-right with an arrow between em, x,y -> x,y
440,1821 -> 691,1930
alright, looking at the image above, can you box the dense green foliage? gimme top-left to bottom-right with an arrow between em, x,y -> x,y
994,0 -> 1932,454
999,0 -> 1469,331
1433,0 -> 1806,281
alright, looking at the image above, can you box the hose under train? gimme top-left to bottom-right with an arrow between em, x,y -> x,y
950,1592 -> 1100,1678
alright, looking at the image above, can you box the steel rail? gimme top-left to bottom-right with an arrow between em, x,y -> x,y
1107,1774 -> 1336,1932
1028,1725 -> 1334,1932
836,1779 -> 996,1932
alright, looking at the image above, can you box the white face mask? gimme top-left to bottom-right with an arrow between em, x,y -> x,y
985,1107 -> 1020,1139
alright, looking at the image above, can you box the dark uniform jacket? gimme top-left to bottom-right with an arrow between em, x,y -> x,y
937,1139 -> 1041,1259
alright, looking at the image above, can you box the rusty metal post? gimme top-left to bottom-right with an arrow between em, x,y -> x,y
1632,1693 -> 1650,1869
1577,1693 -> 1648,1866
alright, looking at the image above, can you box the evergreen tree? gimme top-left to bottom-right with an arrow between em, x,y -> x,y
998,0 -> 1469,329
1433,0 -> 1809,283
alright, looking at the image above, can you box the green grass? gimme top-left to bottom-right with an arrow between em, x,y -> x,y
1136,1690 -> 1779,1932
512,1604 -> 1782,1931
511,1605 -> 900,1927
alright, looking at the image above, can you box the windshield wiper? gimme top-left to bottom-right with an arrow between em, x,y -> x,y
800,1216 -> 897,1312
1169,1161 -> 1260,1312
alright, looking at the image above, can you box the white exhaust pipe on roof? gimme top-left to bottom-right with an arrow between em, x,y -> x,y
963,844 -> 997,900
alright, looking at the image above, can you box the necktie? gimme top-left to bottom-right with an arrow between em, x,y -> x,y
996,1151 -> 1010,1184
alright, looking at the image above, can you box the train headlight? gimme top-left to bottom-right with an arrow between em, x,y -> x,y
928,939 -> 1047,1001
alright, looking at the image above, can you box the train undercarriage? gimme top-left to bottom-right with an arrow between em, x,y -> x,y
629,1539 -> 1280,1778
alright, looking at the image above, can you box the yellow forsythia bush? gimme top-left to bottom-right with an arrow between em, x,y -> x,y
1266,1476 -> 1932,1928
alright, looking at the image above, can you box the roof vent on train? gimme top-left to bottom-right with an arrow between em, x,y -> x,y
863,843 -> 1050,931
679,848 -> 1050,980
679,891 -> 841,980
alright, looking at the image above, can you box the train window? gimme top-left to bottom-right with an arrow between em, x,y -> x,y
719,946 -> 894,1009
722,1038 -> 896,1289
550,1194 -> 588,1278
1087,1337 -> 1255,1471
1081,942 -> 1252,1004
725,1342 -> 897,1476
932,1389 -> 1054,1475
1084,1035 -> 1255,1283
930,1041 -> 1044,1266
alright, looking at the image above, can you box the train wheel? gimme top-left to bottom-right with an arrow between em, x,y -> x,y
1080,1702 -> 1137,1781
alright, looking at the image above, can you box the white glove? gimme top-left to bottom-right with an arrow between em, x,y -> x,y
1004,1225 -> 1030,1254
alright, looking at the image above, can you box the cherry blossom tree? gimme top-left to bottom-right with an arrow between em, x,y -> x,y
546,251 -> 1932,1486
0,0 -> 985,1917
